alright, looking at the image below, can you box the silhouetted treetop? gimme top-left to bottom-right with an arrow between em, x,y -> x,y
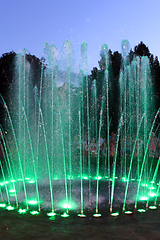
0,51 -> 16,98
91,67 -> 98,80
134,41 -> 150,58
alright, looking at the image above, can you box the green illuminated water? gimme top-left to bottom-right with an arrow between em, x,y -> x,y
0,40 -> 159,216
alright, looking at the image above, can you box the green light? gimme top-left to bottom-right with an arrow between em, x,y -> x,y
83,176 -> 88,180
10,193 -> 16,197
9,189 -> 15,193
78,213 -> 86,217
53,177 -> 58,180
0,203 -> 6,208
141,183 -> 148,187
122,177 -> 127,182
138,209 -> 146,213
10,180 -> 16,183
150,181 -> 155,184
149,206 -> 157,210
149,186 -> 155,190
28,180 -> 35,184
62,203 -> 71,209
61,213 -> 69,218
67,176 -> 74,180
95,176 -> 102,180
93,213 -> 101,217
125,211 -> 132,215
150,193 -> 156,197
140,196 -> 148,201
47,212 -> 56,217
18,209 -> 27,214
131,179 -> 135,181
30,210 -> 39,215
28,200 -> 38,205
60,200 -> 77,210
111,212 -> 119,216
6,206 -> 14,211
25,178 -> 30,180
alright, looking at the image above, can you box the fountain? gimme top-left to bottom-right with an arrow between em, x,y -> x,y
0,40 -> 160,218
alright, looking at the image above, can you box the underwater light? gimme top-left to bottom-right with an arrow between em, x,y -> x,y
0,203 -> 6,208
30,210 -> 39,215
47,212 -> 56,217
93,213 -> 101,217
149,206 -> 157,210
18,209 -> 27,214
61,212 -> 69,218
111,212 -> 119,216
6,206 -> 14,211
78,213 -> 86,217
140,196 -> 148,201
125,211 -> 133,215
137,209 -> 146,213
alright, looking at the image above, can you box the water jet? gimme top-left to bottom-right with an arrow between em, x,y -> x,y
0,40 -> 159,219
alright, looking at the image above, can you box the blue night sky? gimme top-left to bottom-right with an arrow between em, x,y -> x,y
1,0 -> 160,73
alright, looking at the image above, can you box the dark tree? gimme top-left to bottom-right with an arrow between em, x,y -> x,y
0,51 -> 16,99
128,49 -> 135,64
0,51 -> 44,128
91,67 -> 98,80
111,51 -> 122,79
134,41 -> 150,58
153,56 -> 160,107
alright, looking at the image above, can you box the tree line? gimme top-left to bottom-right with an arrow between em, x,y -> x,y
0,41 -> 160,133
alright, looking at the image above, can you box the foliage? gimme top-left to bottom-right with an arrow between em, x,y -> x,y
0,41 -> 160,133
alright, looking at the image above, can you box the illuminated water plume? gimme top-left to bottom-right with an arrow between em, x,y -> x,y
0,40 -> 159,218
